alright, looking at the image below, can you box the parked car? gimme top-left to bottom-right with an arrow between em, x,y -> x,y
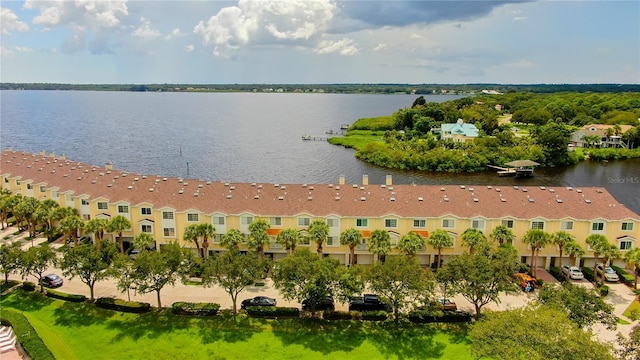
128,248 -> 141,260
302,297 -> 335,311
595,264 -> 619,282
40,274 -> 63,288
436,298 -> 457,311
241,296 -> 277,309
348,294 -> 391,312
561,265 -> 585,280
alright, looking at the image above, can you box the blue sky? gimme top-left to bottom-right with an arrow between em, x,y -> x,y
1,0 -> 638,84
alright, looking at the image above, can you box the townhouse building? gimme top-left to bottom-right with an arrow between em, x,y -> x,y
2,149 -> 638,269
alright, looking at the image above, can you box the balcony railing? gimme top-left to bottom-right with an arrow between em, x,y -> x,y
268,243 -> 283,250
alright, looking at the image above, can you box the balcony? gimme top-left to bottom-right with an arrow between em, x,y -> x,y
268,243 -> 283,250
355,243 -> 368,251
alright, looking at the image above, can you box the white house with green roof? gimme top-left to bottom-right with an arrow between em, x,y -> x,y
440,119 -> 479,142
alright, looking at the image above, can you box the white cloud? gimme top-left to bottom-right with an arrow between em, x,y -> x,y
186,44 -> 194,52
507,59 -> 534,68
409,33 -> 422,39
314,38 -> 360,56
373,43 -> 387,51
24,0 -> 128,29
165,28 -> 183,40
0,45 -> 34,57
132,16 -> 160,39
513,16 -> 528,21
194,0 -> 336,56
1,7 -> 29,35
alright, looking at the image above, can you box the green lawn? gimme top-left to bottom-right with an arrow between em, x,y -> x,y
622,297 -> 640,321
327,131 -> 386,150
1,290 -> 472,360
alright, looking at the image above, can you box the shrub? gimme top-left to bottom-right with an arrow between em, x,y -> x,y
408,309 -> 472,324
611,265 -> 635,286
548,266 -> 566,282
253,281 -> 266,287
0,280 -> 21,293
245,306 -> 299,318
360,310 -> 388,321
96,297 -> 151,313
171,302 -> 220,316
581,266 -> 596,283
516,262 -> 530,274
598,285 -> 609,297
45,289 -> 86,302
536,278 -> 545,287
323,310 -> 354,320
1,309 -> 56,360
22,282 -> 36,291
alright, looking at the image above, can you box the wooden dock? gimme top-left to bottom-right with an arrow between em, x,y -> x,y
302,134 -> 328,141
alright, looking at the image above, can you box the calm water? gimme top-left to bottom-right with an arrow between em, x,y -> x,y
1,90 -> 639,214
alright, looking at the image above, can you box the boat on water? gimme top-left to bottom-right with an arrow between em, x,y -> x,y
302,134 -> 311,140
340,124 -> 350,130
325,129 -> 335,134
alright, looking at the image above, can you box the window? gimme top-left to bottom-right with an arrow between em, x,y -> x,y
270,217 -> 282,226
413,219 -> 426,228
591,222 -> 604,231
162,211 -> 174,220
3,178 -> 7,183
212,216 -> 225,225
327,236 -> 338,246
66,194 -> 73,202
81,199 -> 89,206
471,219 -> 485,229
16,180 -> 21,185
385,219 -> 397,228
327,218 -> 339,227
356,218 -> 368,227
442,219 -> 455,229
82,214 -> 90,221
141,207 -> 152,215
40,186 -> 46,192
531,221 -> 545,230
97,202 -> 108,210
620,240 -> 633,250
141,224 -> 152,233
241,216 -> 253,225
560,221 -> 574,230
26,183 -> 32,190
187,213 -> 199,222
163,228 -> 175,237
622,222 -> 634,231
117,205 -> 129,214
501,220 -> 514,228
298,217 -> 310,227
51,191 -> 58,198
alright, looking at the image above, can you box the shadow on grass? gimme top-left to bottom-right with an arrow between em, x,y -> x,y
367,321 -> 447,359
0,289 -> 53,312
104,309 -> 192,342
198,314 -> 264,344
53,301 -> 111,327
270,317 -> 366,355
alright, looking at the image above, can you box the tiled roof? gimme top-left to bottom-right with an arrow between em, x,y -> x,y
2,150 -> 638,220
441,119 -> 479,137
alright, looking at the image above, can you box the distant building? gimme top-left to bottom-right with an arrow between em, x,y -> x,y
570,124 -> 633,148
439,119 -> 479,143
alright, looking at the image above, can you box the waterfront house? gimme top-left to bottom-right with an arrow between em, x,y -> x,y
570,124 -> 633,149
1,149 -> 638,271
438,119 -> 479,143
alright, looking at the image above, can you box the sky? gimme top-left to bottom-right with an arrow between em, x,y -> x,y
0,0 -> 638,84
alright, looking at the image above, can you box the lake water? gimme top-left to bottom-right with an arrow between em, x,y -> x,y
1,90 -> 639,214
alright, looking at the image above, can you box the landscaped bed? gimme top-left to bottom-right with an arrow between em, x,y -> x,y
1,289 -> 472,360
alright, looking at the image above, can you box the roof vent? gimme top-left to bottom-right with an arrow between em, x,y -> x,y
226,194 -> 232,199
148,188 -> 153,192
460,185 -> 465,189
77,177 -> 82,180
257,184 -> 263,189
468,187 -> 474,192
274,183 -> 280,187
193,192 -> 199,197
91,180 -> 97,184
473,198 -> 479,202
501,198 -> 507,202
307,196 -> 313,201
390,197 -> 395,201
280,186 -> 286,190
585,199 -> 592,204
309,186 -> 314,190
549,189 -> 555,193
142,175 -> 147,179
418,197 -> 424,201
121,173 -> 127,177
513,186 -> 519,190
254,195 -> 260,199
576,189 -> 582,193
360,186 -> 365,190
206,181 -> 212,185
178,178 -> 183,183
127,186 -> 133,190
178,189 -> 184,194
278,196 -> 284,200
328,184 -> 333,188
381,184 -> 386,188
388,186 -> 394,191
162,177 -> 167,181
353,184 -> 358,188
495,188 -> 501,192
114,175 -> 119,179
596,189 -> 603,193
539,186 -> 546,190
440,187 -> 446,191
566,187 -> 573,191
556,198 -> 563,203
198,184 -> 203,188
487,185 -> 492,189
134,177 -> 139,181
99,172 -> 104,176
528,198 -> 535,203
522,188 -> 528,192
225,182 -> 230,186
443,196 -> 449,202
230,186 -> 236,190
335,196 -> 340,201
106,170 -> 111,174
360,196 -> 366,201
335,186 -> 340,190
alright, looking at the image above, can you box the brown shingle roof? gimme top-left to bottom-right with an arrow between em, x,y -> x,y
2,150 -> 638,220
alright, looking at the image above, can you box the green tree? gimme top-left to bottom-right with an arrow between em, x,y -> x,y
183,223 -> 202,258
461,228 -> 487,255
438,243 -> 519,319
617,324 -> 640,360
565,241 -> 585,267
522,229 -> 550,277
535,122 -> 572,166
60,214 -> 85,248
198,223 -> 216,258
0,191 -> 17,230
490,225 -> 515,246
397,232 -> 425,257
624,247 -> 640,289
34,198 -> 58,233
340,228 -> 362,266
307,219 -> 329,257
365,255 -> 434,322
0,242 -> 23,282
427,229 -> 453,271
19,245 -> 57,292
107,215 -> 131,254
60,242 -> 118,301
221,228 -> 244,251
247,219 -> 270,260
369,229 -> 391,263
586,234 -> 609,280
84,218 -> 109,250
538,282 -> 616,329
599,242 -> 620,284
14,196 -> 39,238
110,254 -> 136,301
133,242 -> 187,308
276,228 -> 300,255
133,232 -> 155,251
551,231 -> 576,270
470,306 -> 614,360
203,250 -> 266,316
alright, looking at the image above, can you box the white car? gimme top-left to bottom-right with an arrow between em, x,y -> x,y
561,265 -> 584,280
595,264 -> 619,282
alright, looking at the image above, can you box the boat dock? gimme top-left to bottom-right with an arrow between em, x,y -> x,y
488,160 -> 539,178
302,134 -> 328,141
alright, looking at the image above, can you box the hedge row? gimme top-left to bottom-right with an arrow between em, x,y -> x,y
171,302 -> 220,316
0,309 -> 56,360
245,306 -> 300,317
611,265 -> 635,286
22,282 -> 36,291
45,289 -> 87,302
548,266 -> 566,283
407,310 -> 473,323
581,266 -> 597,283
95,297 -> 151,313
321,310 -> 389,321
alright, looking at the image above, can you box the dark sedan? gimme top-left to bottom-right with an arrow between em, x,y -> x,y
241,296 -> 277,309
302,297 -> 335,311
41,274 -> 63,288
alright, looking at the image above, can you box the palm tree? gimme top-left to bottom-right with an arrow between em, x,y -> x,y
397,232 -> 425,257
248,219 -> 270,260
624,248 -> 640,289
0,190 -> 16,230
276,228 -> 300,255
522,229 -> 550,277
198,223 -> 216,258
60,214 -> 84,247
340,228 -> 362,266
51,206 -> 79,232
586,234 -> 608,279
84,218 -> 109,250
369,229 -> 391,263
133,232 -> 155,251
490,225 -> 515,246
183,223 -> 202,258
427,229 -> 453,271
107,215 -> 131,254
551,231 -> 575,270
461,228 -> 486,255
307,219 -> 329,257
599,243 -> 620,284
564,241 -> 585,267
221,228 -> 243,252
